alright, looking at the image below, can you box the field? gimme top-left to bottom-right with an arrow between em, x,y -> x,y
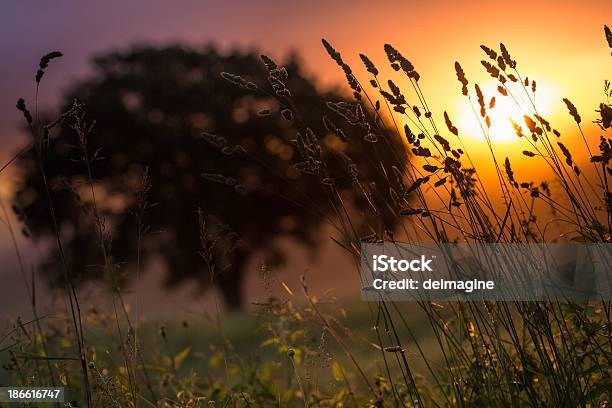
1,17 -> 611,408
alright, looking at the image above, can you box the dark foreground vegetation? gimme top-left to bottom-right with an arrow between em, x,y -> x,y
1,25 -> 612,407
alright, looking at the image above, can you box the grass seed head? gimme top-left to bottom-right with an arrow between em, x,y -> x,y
480,45 -> 497,60
605,25 -> 612,50
359,53 -> 379,76
563,97 -> 581,124
444,111 -> 459,136
500,43 -> 517,69
454,62 -> 469,96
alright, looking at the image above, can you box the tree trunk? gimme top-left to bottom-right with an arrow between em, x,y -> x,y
217,277 -> 243,311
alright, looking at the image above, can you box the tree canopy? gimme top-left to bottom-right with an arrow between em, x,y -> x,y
13,45 -> 407,309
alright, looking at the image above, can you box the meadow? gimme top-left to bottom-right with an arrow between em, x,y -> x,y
1,24 -> 612,407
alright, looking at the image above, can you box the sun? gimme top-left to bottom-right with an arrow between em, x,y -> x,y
455,81 -> 556,144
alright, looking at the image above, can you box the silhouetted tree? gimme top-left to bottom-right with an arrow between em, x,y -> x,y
13,45 -> 407,309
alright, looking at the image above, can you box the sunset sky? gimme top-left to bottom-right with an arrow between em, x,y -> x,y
0,0 -> 611,313
1,1 -> 611,183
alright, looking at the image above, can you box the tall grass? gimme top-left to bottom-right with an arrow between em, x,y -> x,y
1,25 -> 611,407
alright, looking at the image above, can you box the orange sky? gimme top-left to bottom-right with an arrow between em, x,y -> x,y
307,2 -> 610,166
1,1 -> 610,188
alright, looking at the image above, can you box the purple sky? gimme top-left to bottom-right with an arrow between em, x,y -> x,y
0,1 -> 332,155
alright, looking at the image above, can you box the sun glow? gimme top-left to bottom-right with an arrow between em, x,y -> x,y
455,81 -> 557,144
